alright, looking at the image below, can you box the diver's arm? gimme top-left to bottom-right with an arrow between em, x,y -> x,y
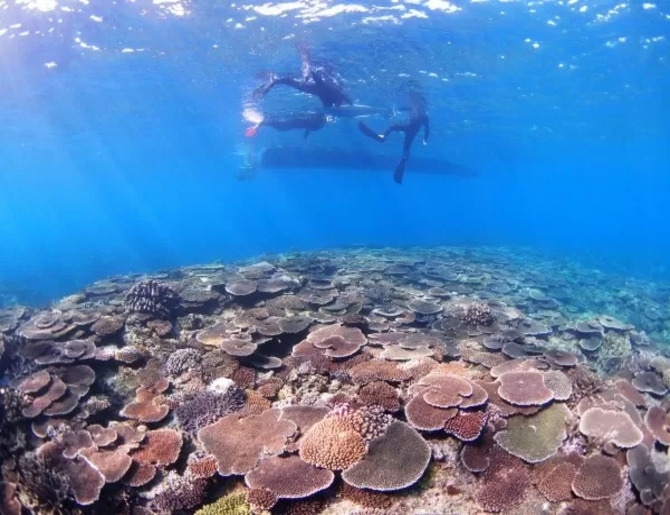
423,117 -> 430,144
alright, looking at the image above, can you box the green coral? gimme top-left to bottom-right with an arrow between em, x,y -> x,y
493,403 -> 570,463
195,493 -> 251,515
663,369 -> 670,389
651,357 -> 670,388
600,330 -> 631,360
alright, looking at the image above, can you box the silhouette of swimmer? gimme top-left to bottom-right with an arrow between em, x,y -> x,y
244,110 -> 330,139
253,43 -> 352,108
358,91 -> 430,184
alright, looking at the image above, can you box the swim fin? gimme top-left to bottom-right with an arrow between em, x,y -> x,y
245,126 -> 259,138
358,122 -> 384,142
394,159 -> 407,184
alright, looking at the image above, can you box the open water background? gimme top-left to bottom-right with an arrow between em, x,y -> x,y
0,0 -> 668,305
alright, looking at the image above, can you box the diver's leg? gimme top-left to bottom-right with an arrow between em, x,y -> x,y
402,131 -> 416,159
393,132 -> 416,184
264,118 -> 297,132
382,124 -> 405,138
358,122 -> 385,142
253,76 -> 305,100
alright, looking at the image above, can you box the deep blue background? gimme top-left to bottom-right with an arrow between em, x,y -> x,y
0,0 -> 668,305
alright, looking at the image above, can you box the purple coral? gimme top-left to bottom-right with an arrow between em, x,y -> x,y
174,386 -> 245,435
164,348 -> 201,376
124,280 -> 180,318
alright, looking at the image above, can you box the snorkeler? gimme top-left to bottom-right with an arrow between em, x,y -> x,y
358,90 -> 430,184
253,43 -> 352,108
244,108 -> 330,139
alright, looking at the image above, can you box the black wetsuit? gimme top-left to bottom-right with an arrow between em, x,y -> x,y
261,113 -> 327,138
358,93 -> 429,184
254,47 -> 352,108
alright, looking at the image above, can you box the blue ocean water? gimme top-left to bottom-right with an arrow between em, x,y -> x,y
0,0 -> 668,306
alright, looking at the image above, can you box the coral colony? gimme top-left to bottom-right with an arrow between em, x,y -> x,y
0,247 -> 669,514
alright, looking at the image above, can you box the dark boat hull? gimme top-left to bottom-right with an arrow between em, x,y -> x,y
259,146 -> 477,177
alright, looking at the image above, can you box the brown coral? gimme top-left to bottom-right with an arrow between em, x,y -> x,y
279,405 -> 330,435
14,369 -> 51,394
198,409 -> 297,476
475,380 -> 541,417
308,325 -> 367,348
247,488 -> 278,512
0,482 -> 21,515
119,387 -> 170,423
131,428 -> 183,467
257,377 -> 284,399
348,404 -> 393,442
543,370 -> 573,401
644,405 -> 670,446
137,367 -> 170,393
91,316 -> 125,337
497,370 -> 554,406
61,430 -> 94,459
632,371 -> 667,396
220,338 -> 257,357
349,359 -> 411,384
245,455 -> 335,499
460,425 -> 495,473
123,462 -> 156,487
405,371 -> 488,438
415,374 -> 473,408
615,379 -> 647,408
572,454 -> 623,500
341,421 -> 431,492
37,440 -> 106,505
86,425 -> 118,447
299,416 -> 367,470
578,407 -> 643,448
339,483 -> 397,510
545,349 -> 579,368
477,466 -> 530,512
358,381 -> 401,412
78,445 -> 134,483
243,390 -> 272,416
21,376 -> 68,418
443,410 -> 488,442
465,302 -> 494,326
537,461 -> 577,502
404,394 -> 457,431
295,324 -> 367,359
187,455 -> 219,479
230,365 -> 257,389
111,422 -> 146,447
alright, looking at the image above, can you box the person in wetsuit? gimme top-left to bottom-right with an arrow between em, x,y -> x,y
358,90 -> 430,184
244,111 -> 330,139
253,43 -> 352,108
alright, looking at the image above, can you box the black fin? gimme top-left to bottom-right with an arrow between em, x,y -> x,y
394,159 -> 406,184
358,122 -> 384,142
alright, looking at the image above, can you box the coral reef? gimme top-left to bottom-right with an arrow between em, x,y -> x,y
1,247 -> 669,514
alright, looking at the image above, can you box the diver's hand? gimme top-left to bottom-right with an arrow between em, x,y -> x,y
422,138 -> 428,146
